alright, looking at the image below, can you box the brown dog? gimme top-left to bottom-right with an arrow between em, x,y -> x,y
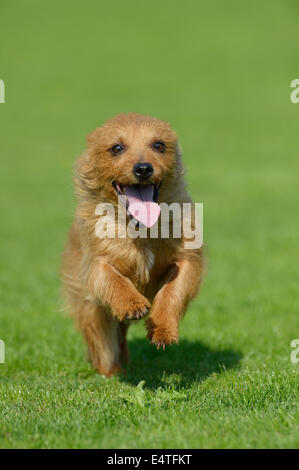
62,113 -> 204,376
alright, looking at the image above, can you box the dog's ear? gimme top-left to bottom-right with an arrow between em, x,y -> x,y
75,150 -> 100,191
87,127 -> 102,149
175,143 -> 185,178
75,127 -> 103,190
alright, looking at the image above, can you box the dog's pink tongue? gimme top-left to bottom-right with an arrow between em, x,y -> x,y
125,185 -> 161,228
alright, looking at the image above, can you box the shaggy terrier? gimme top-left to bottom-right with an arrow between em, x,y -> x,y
62,113 -> 204,376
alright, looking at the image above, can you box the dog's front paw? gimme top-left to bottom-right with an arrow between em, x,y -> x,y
146,319 -> 178,350
115,295 -> 151,322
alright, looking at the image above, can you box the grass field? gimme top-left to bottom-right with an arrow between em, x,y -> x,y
0,0 -> 298,449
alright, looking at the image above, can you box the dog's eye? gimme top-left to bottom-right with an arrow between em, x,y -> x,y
110,144 -> 124,155
153,141 -> 166,153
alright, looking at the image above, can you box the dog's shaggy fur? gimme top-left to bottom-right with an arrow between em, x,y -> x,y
62,113 -> 204,376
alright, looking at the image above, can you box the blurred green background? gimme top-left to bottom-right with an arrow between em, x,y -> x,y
0,0 -> 298,449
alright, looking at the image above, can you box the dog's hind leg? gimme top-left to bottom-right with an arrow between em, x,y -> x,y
118,322 -> 130,365
76,301 -> 122,377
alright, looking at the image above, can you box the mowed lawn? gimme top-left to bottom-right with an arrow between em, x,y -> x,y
0,0 -> 298,449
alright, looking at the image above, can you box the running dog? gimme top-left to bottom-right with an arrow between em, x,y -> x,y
62,113 -> 204,376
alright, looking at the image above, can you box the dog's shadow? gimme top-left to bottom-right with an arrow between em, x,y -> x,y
120,338 -> 242,389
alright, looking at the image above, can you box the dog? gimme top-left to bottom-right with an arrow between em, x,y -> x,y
62,113 -> 204,376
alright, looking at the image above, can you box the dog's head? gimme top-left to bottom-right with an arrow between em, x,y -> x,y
78,113 -> 181,227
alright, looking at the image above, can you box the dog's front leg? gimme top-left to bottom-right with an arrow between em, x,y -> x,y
146,255 -> 203,348
87,261 -> 150,321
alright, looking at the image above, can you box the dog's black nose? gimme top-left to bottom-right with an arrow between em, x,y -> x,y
133,162 -> 154,181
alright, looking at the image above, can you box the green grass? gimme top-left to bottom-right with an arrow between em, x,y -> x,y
0,0 -> 298,449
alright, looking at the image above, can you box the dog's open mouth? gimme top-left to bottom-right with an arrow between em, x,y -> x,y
112,182 -> 161,228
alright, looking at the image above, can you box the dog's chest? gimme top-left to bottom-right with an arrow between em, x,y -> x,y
133,246 -> 156,287
144,247 -> 155,272
109,237 -> 176,291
